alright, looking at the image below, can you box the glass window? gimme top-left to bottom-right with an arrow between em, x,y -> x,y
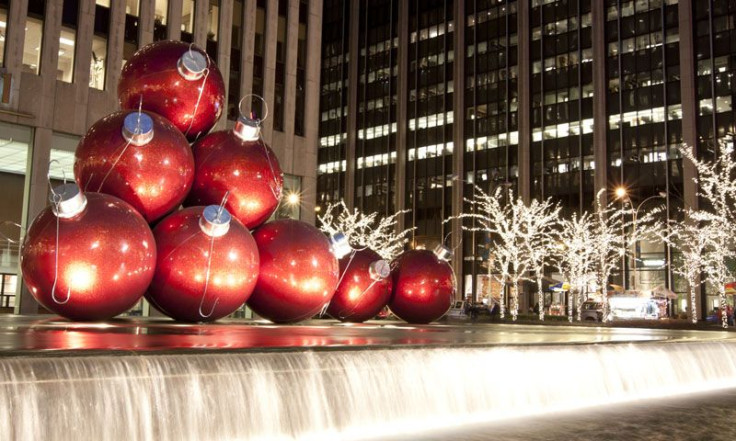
58,27 -> 76,83
154,0 -> 168,41
207,1 -> 219,41
90,35 -> 107,90
182,0 -> 194,35
23,9 -> 44,75
0,7 -> 7,66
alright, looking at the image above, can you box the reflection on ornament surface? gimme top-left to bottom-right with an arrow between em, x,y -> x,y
247,219 -> 338,323
21,192 -> 156,321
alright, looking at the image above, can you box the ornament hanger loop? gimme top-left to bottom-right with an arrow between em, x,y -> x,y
47,159 -> 67,203
238,94 -> 269,123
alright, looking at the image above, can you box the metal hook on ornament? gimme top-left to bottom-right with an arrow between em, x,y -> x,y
238,94 -> 269,124
197,192 -> 230,319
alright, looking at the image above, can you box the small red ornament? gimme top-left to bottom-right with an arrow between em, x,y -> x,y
327,248 -> 392,323
389,246 -> 456,324
247,219 -> 339,323
146,205 -> 259,322
185,115 -> 283,229
74,110 -> 194,223
118,40 -> 226,141
21,185 -> 156,321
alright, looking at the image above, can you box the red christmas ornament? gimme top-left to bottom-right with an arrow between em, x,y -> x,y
146,205 -> 259,322
118,40 -> 226,141
21,185 -> 156,321
327,248 -> 392,323
389,246 -> 456,324
185,115 -> 283,229
74,110 -> 194,223
247,219 -> 339,323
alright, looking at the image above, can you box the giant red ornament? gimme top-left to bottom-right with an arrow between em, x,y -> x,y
389,246 -> 456,324
327,248 -> 392,323
185,115 -> 283,229
21,185 -> 156,321
74,110 -> 194,223
118,40 -> 225,141
247,219 -> 339,323
146,205 -> 259,322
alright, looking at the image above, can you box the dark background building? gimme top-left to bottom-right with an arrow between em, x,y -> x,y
317,0 -> 736,319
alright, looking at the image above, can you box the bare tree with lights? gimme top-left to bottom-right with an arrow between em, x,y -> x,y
680,142 -> 736,328
522,199 -> 561,321
589,190 -> 625,322
553,212 -> 596,322
453,185 -> 559,320
317,201 -> 414,261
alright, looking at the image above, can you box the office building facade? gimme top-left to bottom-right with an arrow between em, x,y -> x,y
317,0 -> 736,318
0,0 -> 323,314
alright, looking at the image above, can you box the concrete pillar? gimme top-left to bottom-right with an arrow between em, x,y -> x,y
517,0 -> 531,204
3,0 -> 30,112
261,0 -> 279,138
215,0 -> 234,131
167,0 -> 183,40
106,0 -> 126,92
240,0 -> 257,116
678,0 -> 702,320
344,0 -> 360,210
193,0 -> 209,46
451,0 -> 465,299
72,0 -> 95,134
138,0 -> 156,46
282,0 -> 299,137
592,0 -> 608,203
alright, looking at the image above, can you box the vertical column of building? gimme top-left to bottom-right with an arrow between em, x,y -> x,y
139,1 -> 156,47
240,0 -> 256,116
301,0 -> 323,224
3,0 -> 29,111
193,0 -> 209,46
105,1 -> 126,93
450,0 -> 464,297
395,0 -> 408,231
167,0 -> 183,41
344,0 -> 360,210
215,0 -> 234,131
283,0 -> 300,137
591,1 -> 607,202
517,0 -> 530,204
261,0 -> 280,138
73,0 -> 95,134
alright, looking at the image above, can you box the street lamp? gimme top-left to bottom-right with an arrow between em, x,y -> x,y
615,187 -> 666,291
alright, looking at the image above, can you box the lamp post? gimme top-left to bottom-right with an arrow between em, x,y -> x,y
615,188 -> 666,291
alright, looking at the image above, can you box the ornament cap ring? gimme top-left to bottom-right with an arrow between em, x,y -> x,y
199,205 -> 231,237
177,49 -> 208,81
369,259 -> 391,280
50,183 -> 88,219
122,112 -> 154,146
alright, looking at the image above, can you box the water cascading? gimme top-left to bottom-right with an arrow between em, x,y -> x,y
2,341 -> 736,440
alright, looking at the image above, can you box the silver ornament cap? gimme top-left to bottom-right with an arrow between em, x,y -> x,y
369,259 -> 391,281
329,232 -> 352,259
233,114 -> 261,141
199,205 -> 232,237
122,112 -> 154,146
433,244 -> 453,262
177,49 -> 208,81
50,183 -> 88,219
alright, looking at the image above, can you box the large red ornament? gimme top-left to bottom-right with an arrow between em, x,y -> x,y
146,205 -> 259,322
185,116 -> 283,229
21,185 -> 156,321
247,219 -> 339,323
118,40 -> 226,141
327,248 -> 392,323
389,246 -> 456,324
74,110 -> 194,223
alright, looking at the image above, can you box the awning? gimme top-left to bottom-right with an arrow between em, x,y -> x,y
550,282 -> 570,292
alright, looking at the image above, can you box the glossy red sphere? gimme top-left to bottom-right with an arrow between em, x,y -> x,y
146,207 -> 259,322
389,250 -> 456,324
327,249 -> 392,323
247,219 -> 339,323
118,40 -> 225,141
186,130 -> 284,229
74,110 -> 194,223
21,193 -> 156,321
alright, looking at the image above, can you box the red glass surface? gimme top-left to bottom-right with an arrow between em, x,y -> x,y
186,130 -> 283,229
247,219 -> 339,323
118,40 -> 225,141
74,110 -> 194,223
389,250 -> 456,324
327,249 -> 392,323
146,207 -> 260,322
21,193 -> 156,321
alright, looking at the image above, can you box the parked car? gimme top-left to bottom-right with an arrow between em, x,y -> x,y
580,301 -> 604,322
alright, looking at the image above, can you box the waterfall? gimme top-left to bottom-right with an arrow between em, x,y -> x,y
2,341 -> 736,440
